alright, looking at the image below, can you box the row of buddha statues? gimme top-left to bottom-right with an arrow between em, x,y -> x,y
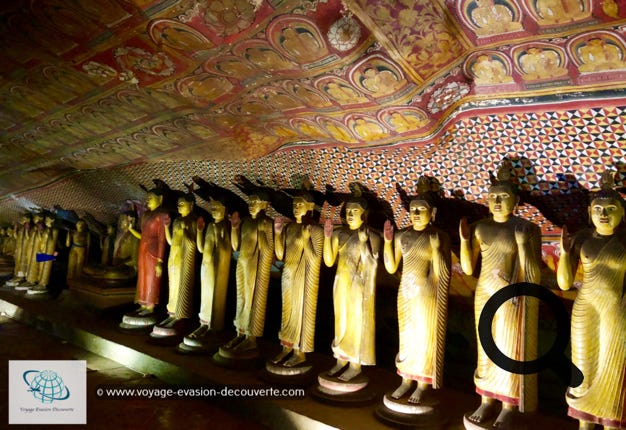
1,163 -> 624,430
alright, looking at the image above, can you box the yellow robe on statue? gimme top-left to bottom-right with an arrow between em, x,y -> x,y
395,227 -> 450,388
331,227 -> 380,366
198,219 -> 231,331
566,230 -> 626,427
278,222 -> 323,352
472,217 -> 541,412
166,214 -> 198,319
234,214 -> 274,337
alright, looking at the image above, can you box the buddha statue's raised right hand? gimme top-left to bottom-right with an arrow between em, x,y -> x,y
324,219 -> 333,238
459,217 -> 470,241
230,212 -> 241,229
383,219 -> 393,242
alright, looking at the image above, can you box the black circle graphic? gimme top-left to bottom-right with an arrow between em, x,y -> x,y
477,282 -> 583,388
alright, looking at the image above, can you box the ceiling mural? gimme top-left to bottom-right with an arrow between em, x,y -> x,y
1,0 -> 626,201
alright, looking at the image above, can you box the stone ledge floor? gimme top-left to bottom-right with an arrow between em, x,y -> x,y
0,287 -> 579,430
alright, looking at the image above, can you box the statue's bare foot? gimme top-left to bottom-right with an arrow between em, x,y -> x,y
158,316 -> 177,328
232,336 -> 256,352
188,324 -> 209,339
327,360 -> 347,377
338,366 -> 361,382
468,402 -> 496,424
284,352 -> 305,367
408,386 -> 425,404
391,380 -> 412,399
137,307 -> 154,317
271,347 -> 292,364
493,407 -> 515,428
222,334 -> 245,350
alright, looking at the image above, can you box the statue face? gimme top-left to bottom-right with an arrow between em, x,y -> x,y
177,198 -> 193,217
345,202 -> 365,229
76,220 -> 86,231
248,195 -> 268,217
292,197 -> 313,219
146,193 -> 163,211
44,216 -> 54,227
32,214 -> 43,224
409,199 -> 433,230
107,224 -> 115,234
208,200 -> 226,219
590,197 -> 624,232
488,185 -> 516,217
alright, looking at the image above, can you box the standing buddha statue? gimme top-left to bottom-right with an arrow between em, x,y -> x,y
557,171 -> 626,430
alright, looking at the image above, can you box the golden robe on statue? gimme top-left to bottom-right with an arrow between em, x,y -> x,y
234,214 -> 274,337
166,214 -> 198,319
277,222 -> 323,352
566,230 -> 626,427
394,229 -> 450,386
331,227 -> 380,366
198,219 -> 231,330
471,218 -> 541,412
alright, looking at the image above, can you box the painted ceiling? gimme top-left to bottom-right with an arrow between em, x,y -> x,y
1,0 -> 626,220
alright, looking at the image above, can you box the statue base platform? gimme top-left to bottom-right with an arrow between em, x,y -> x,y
176,327 -> 231,355
25,284 -> 50,296
259,360 -> 315,386
14,281 -> 35,291
212,346 -> 263,370
4,276 -> 24,287
376,403 -> 446,429
463,410 -> 530,430
310,371 -> 376,405
68,275 -> 135,310
374,392 -> 447,429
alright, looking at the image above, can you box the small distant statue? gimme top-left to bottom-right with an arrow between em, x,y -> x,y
150,192 -> 201,340
66,218 -> 90,283
5,213 -> 31,287
26,211 -> 59,295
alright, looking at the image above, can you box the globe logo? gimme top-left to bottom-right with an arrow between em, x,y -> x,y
22,370 -> 70,403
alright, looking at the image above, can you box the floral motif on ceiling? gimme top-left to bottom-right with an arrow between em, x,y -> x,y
0,0 -> 625,199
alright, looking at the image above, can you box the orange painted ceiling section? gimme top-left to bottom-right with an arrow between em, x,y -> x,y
1,0 -> 626,197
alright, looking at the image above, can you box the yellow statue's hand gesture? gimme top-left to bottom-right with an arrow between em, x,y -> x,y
459,217 -> 470,241
383,219 -> 394,242
274,216 -> 284,235
560,225 -> 571,255
230,211 -> 241,229
324,219 -> 333,238
302,224 -> 311,240
430,232 -> 440,250
358,227 -> 369,243
155,261 -> 162,277
515,223 -> 528,245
